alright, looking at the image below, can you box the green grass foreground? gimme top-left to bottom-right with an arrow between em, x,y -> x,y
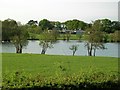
2,53 -> 120,90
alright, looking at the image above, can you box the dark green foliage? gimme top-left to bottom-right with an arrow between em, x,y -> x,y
64,19 -> 87,30
84,20 -> 106,56
2,19 -> 18,41
11,25 -> 29,53
109,31 -> 120,42
39,19 -> 54,30
111,21 -> 120,32
94,19 -> 120,33
27,26 -> 42,35
52,21 -> 62,30
2,71 -> 119,90
100,19 -> 112,33
26,20 -> 42,35
76,34 -> 82,41
1,18 -> 120,42
27,20 -> 38,26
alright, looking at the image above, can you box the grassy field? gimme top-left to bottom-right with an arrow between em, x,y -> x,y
29,33 -> 82,40
2,53 -> 118,76
29,33 -> 113,42
2,53 -> 119,89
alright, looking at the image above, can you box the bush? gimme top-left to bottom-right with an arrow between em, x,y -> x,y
2,70 -> 120,90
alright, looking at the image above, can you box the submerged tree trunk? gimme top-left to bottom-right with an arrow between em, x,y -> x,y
41,49 -> 46,54
15,44 -> 22,53
87,43 -> 93,56
41,47 -> 47,54
73,51 -> 75,56
16,46 -> 19,53
89,43 -> 93,56
87,43 -> 90,56
93,48 -> 96,56
19,48 -> 22,53
89,50 -> 92,56
19,44 -> 22,53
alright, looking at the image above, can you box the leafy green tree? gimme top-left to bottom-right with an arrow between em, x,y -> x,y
111,21 -> 120,32
84,20 -> 105,56
27,20 -> 38,27
39,19 -> 54,30
27,25 -> 42,34
76,34 -> 82,42
50,21 -> 62,30
50,30 -> 60,41
2,19 -> 18,41
70,19 -> 80,30
66,31 -> 71,41
79,21 -> 88,30
64,19 -> 87,30
69,45 -> 79,56
92,19 -> 120,33
92,43 -> 106,56
27,20 -> 42,34
11,25 -> 29,53
64,20 -> 73,30
39,30 -> 57,54
62,31 -> 71,41
100,19 -> 112,33
110,31 -> 120,42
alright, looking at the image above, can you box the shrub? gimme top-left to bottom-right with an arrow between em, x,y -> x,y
2,70 -> 120,90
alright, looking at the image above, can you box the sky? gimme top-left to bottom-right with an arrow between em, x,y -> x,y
0,0 -> 119,24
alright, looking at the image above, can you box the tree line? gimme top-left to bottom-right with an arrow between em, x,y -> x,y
1,18 -> 120,56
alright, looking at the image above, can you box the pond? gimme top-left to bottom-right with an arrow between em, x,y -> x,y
0,40 -> 119,57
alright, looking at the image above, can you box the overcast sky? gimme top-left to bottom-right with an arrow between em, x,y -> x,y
0,0 -> 119,24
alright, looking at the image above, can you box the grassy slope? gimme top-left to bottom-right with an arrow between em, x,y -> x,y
29,33 -> 112,41
2,53 -> 118,77
29,33 -> 80,40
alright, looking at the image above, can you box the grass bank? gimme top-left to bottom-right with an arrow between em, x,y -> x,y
2,53 -> 119,89
2,53 -> 118,75
29,33 -> 83,40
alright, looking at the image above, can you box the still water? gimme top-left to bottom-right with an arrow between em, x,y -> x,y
0,40 -> 119,57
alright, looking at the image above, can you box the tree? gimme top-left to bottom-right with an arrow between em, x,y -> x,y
39,30 -> 57,54
100,19 -> 112,33
110,30 -> 120,42
27,25 -> 42,34
11,25 -> 29,53
84,20 -> 105,56
69,45 -> 79,56
92,43 -> 106,56
2,19 -> 18,41
62,31 -> 71,41
39,19 -> 54,30
27,20 -> 42,34
79,21 -> 88,30
92,19 -> 120,33
50,30 -> 60,42
51,21 -> 62,30
27,20 -> 38,27
111,21 -> 120,32
76,34 -> 82,42
64,19 -> 87,30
